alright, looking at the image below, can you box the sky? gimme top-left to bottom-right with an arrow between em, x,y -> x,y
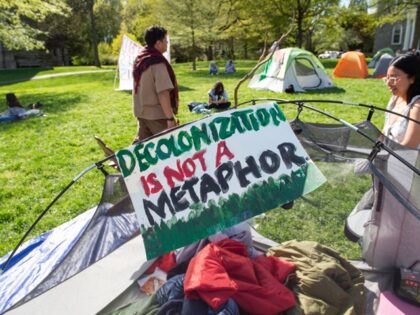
340,0 -> 350,7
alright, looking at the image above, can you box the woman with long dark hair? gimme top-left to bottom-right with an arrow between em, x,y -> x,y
383,53 -> 420,148
208,81 -> 231,110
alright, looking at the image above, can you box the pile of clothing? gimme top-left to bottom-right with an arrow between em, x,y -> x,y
106,225 -> 365,315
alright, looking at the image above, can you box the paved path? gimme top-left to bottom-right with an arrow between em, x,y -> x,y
0,69 -> 114,85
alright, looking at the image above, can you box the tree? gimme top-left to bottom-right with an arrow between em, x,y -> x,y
95,0 -> 122,43
122,0 -> 161,41
349,0 -> 368,11
338,6 -> 376,51
87,0 -> 100,67
159,0 -> 207,70
230,0 -> 339,53
370,0 -> 419,27
0,0 -> 69,50
89,0 -> 122,66
312,11 -> 345,52
209,0 -> 294,59
277,0 -> 340,49
60,0 -> 123,66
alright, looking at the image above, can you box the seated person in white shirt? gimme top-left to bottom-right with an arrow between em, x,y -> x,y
208,81 -> 231,110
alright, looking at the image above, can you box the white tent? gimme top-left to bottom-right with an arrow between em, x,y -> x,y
249,47 -> 334,93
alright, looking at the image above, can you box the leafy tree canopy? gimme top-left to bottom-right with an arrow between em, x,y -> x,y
0,0 -> 69,50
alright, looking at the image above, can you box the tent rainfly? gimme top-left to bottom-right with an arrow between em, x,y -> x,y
248,47 -> 334,92
333,51 -> 368,78
368,47 -> 395,69
372,53 -> 393,78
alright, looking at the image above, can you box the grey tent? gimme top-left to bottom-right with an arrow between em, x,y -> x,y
372,53 -> 393,78
361,142 -> 420,270
344,139 -> 420,271
0,173 -> 276,314
368,48 -> 395,69
0,175 -> 147,314
288,106 -> 420,313
287,108 -> 420,271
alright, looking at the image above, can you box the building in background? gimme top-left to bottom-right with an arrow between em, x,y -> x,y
0,44 -> 69,69
373,2 -> 420,53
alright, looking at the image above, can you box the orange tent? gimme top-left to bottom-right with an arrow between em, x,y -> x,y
333,51 -> 368,78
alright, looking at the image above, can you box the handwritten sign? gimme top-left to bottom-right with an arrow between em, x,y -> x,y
117,103 -> 326,259
117,35 -> 170,91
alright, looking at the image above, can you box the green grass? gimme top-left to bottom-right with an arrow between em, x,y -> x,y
0,61 -> 389,259
0,65 -> 115,84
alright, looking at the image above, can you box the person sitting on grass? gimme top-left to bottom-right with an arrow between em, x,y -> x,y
209,61 -> 219,75
5,93 -> 26,116
225,59 -> 236,73
208,81 -> 231,110
0,93 -> 43,122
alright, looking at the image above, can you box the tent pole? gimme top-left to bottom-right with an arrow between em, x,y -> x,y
0,160 -> 111,274
239,98 -> 420,176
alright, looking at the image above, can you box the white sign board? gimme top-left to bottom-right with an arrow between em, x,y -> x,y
116,103 -> 326,259
117,35 -> 171,91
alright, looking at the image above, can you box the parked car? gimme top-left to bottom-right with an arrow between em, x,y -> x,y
318,50 -> 342,59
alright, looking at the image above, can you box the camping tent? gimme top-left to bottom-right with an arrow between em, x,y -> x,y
284,100 -> 420,272
248,47 -> 334,92
1,100 -> 419,314
345,140 -> 420,270
0,172 -> 279,314
371,53 -> 393,78
0,174 -> 145,314
333,51 -> 368,78
368,47 -> 395,69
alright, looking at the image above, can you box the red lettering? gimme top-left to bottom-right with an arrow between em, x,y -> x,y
148,173 -> 163,194
182,158 -> 196,177
164,160 -> 184,188
192,150 -> 207,171
215,141 -> 235,167
140,176 -> 150,196
140,173 -> 163,196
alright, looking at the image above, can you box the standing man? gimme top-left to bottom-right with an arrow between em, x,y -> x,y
132,25 -> 178,143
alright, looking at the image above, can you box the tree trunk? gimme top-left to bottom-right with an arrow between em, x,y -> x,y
244,39 -> 248,59
0,44 -> 5,69
188,0 -> 196,71
305,28 -> 313,51
296,0 -> 304,48
206,44 -> 214,61
88,0 -> 101,67
191,27 -> 196,70
229,37 -> 235,59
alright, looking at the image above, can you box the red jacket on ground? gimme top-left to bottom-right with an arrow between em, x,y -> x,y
184,239 -> 296,315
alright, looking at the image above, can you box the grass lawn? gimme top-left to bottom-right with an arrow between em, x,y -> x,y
0,60 -> 390,259
0,65 -> 115,84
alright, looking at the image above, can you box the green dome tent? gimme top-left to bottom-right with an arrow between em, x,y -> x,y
368,47 -> 395,68
249,47 -> 334,92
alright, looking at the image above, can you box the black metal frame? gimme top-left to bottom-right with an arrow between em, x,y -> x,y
2,98 -> 419,273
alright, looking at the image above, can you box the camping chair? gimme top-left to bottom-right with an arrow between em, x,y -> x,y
94,136 -> 120,171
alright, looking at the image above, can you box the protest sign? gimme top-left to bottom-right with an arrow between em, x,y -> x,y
117,35 -> 170,91
117,35 -> 143,90
116,103 -> 326,259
